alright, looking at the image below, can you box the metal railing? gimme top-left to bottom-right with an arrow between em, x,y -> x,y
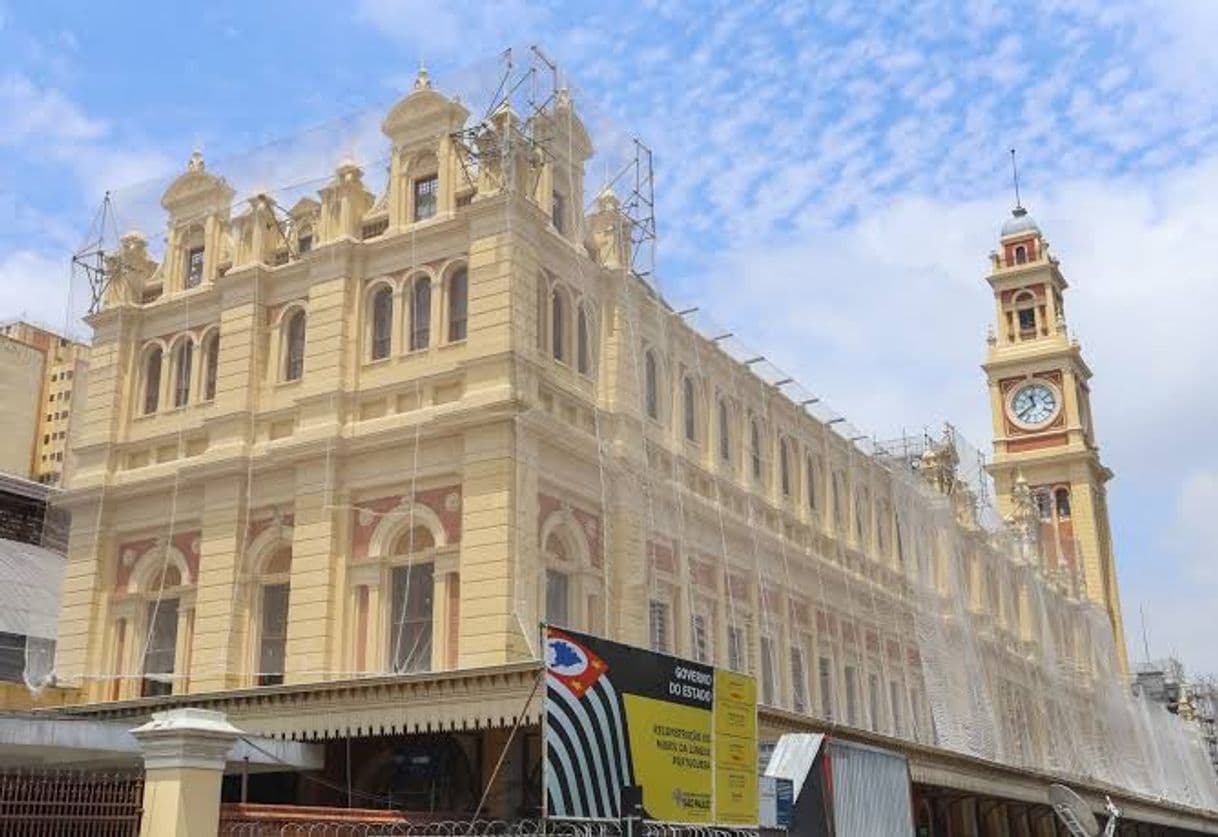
219,814 -> 760,837
0,768 -> 143,836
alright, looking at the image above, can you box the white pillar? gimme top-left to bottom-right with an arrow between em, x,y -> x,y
131,708 -> 241,837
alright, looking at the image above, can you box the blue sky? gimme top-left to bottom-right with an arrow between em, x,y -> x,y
2,1 -> 1216,674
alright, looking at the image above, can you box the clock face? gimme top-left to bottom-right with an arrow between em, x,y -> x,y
1011,383 -> 1058,427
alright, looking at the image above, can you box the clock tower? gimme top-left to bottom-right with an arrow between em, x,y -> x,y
983,203 -> 1129,672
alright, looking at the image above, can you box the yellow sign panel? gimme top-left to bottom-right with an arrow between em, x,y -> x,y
713,669 -> 759,824
623,693 -> 713,822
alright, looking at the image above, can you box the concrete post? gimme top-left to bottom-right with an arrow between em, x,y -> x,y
131,708 -> 241,837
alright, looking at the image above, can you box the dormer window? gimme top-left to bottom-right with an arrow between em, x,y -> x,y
297,226 -> 313,254
413,175 -> 438,221
185,247 -> 204,289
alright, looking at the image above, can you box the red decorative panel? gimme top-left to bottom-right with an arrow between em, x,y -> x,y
647,540 -> 675,575
538,493 -> 603,568
115,529 -> 200,590
351,485 -> 462,560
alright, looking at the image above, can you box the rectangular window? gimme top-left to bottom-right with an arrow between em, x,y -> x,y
868,672 -> 881,732
142,599 -> 179,697
648,599 -> 670,653
390,563 -> 434,673
727,625 -> 747,673
185,247 -> 204,289
545,569 -> 570,628
413,175 -> 438,221
551,191 -> 565,234
297,234 -> 312,254
258,583 -> 289,686
760,635 -> 776,706
910,687 -> 923,739
844,664 -> 859,726
1017,307 -> 1036,332
889,680 -> 903,737
818,656 -> 834,720
0,632 -> 26,683
692,613 -> 710,664
791,648 -> 808,714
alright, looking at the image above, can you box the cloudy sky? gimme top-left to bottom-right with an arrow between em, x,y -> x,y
2,1 -> 1215,674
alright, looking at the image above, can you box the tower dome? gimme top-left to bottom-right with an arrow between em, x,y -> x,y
1001,205 -> 1040,238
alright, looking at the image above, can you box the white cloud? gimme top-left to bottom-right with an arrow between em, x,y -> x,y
0,250 -> 78,334
0,73 -> 105,145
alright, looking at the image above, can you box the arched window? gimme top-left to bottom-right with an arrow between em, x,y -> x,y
718,400 -> 730,462
143,347 -> 162,415
1014,291 -> 1036,334
683,376 -> 696,442
1014,245 -> 1027,265
448,268 -> 468,342
370,285 -> 393,360
202,333 -> 219,401
284,309 -> 306,381
393,525 -> 435,555
750,419 -> 762,480
536,280 -> 548,353
257,546 -> 291,686
551,290 -> 566,363
1055,487 -> 1071,519
172,341 -> 192,408
577,306 -> 591,375
410,277 -> 431,351
779,439 -> 791,496
644,351 -> 659,420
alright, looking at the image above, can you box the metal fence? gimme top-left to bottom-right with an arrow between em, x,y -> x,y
0,769 -> 144,836
219,815 -> 760,837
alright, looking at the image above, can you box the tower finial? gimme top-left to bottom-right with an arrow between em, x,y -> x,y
1009,148 -> 1025,217
414,57 -> 431,90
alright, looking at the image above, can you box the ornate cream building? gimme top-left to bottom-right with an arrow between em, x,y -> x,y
50,69 -> 1216,813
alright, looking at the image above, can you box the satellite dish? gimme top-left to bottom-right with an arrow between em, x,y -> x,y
1049,784 -> 1100,837
1049,784 -> 1122,837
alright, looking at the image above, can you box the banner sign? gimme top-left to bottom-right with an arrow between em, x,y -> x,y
543,625 -> 758,824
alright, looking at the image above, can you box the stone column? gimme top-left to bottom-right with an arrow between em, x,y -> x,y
131,708 -> 241,837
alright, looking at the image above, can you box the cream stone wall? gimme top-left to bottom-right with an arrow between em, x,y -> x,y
52,73 -> 1123,781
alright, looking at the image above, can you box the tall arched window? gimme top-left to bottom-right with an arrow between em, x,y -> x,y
370,285 -> 393,360
172,341 -> 192,408
143,347 -> 162,415
545,531 -> 572,628
448,268 -> 468,342
718,399 -> 730,462
284,309 -> 306,381
410,277 -> 431,351
257,546 -> 292,686
551,290 -> 566,363
1014,245 -> 1027,264
644,351 -> 659,420
389,523 -> 437,674
577,306 -> 591,375
202,332 -> 219,401
779,439 -> 791,496
1055,487 -> 1071,519
683,376 -> 696,442
750,419 -> 762,480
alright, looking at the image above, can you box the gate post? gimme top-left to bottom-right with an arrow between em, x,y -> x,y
131,708 -> 242,837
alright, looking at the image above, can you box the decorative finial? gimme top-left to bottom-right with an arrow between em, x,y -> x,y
187,149 -> 205,172
1009,148 -> 1025,217
414,60 -> 431,91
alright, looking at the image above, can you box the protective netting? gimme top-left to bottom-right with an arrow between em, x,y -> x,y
37,47 -> 1218,815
